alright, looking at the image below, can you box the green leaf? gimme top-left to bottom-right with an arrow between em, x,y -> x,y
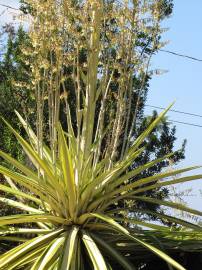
5,245 -> 47,270
128,103 -> 174,153
87,165 -> 200,212
126,234 -> 186,270
0,166 -> 62,215
132,196 -> 202,217
78,213 -> 129,235
15,111 -> 53,164
132,174 -> 202,195
82,230 -> 108,270
0,236 -> 27,242
0,196 -> 44,214
57,124 -> 76,218
91,233 -> 135,270
113,217 -> 170,231
0,149 -> 38,180
30,244 -> 53,270
0,214 -> 68,226
0,183 -> 41,204
0,166 -> 45,198
0,228 -> 52,235
59,226 -> 79,270
85,213 -> 187,270
38,236 -> 65,270
99,173 -> 202,213
0,229 -> 63,269
2,118 -> 64,198
84,147 -> 145,197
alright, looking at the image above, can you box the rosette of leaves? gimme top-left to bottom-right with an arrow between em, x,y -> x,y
0,107 -> 202,270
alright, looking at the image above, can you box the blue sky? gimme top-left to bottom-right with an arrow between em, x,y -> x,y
0,1 -> 202,210
0,0 -> 20,23
145,0 -> 202,210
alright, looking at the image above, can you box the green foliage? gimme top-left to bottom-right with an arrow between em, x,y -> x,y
0,0 -> 184,222
0,26 -> 34,167
1,1 -> 201,269
0,110 -> 201,269
0,27 -> 35,223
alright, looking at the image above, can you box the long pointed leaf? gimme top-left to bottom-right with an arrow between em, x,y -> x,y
0,197 -> 44,214
38,236 -> 65,270
89,213 -> 187,270
0,214 -> 68,226
0,229 -> 63,268
126,234 -> 186,270
57,124 -> 76,218
0,183 -> 41,204
82,230 -> 108,270
90,233 -> 135,270
132,195 -> 202,217
59,226 -> 79,270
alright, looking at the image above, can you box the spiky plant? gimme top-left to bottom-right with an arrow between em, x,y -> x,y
0,107 -> 202,270
0,0 -> 202,269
